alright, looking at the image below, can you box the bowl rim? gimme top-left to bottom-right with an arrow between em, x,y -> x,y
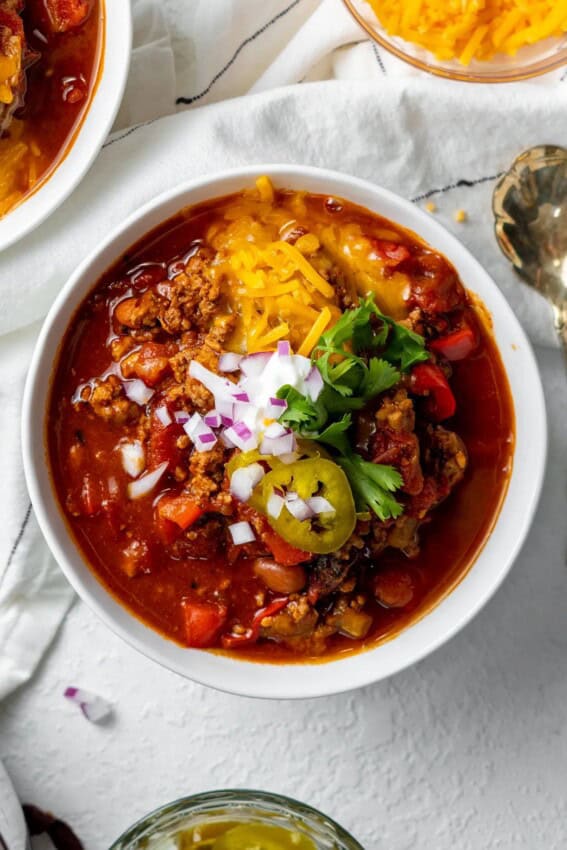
108,789 -> 363,850
22,163 -> 547,700
0,0 -> 132,252
342,0 -> 567,83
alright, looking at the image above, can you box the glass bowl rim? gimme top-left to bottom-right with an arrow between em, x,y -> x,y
342,0 -> 567,83
108,789 -> 364,850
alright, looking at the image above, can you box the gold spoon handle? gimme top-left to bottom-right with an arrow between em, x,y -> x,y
552,301 -> 567,366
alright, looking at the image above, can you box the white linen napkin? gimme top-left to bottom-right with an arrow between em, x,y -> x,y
1,0 -> 565,700
0,759 -> 26,850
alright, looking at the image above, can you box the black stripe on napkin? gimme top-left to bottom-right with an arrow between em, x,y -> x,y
371,42 -> 387,75
4,502 -> 32,572
411,171 -> 505,203
176,0 -> 305,106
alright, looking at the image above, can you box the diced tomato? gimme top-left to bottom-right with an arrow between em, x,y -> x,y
261,527 -> 312,567
157,493 -> 205,530
370,239 -> 411,268
411,363 -> 456,421
147,407 -> 184,471
156,514 -> 180,546
430,326 -> 477,361
221,597 -> 289,649
45,0 -> 92,32
181,600 -> 228,648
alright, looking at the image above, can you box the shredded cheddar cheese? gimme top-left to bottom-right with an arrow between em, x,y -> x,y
298,306 -> 333,356
205,175 -> 414,357
365,0 -> 567,64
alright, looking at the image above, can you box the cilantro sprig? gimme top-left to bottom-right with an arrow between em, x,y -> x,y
277,296 -> 429,522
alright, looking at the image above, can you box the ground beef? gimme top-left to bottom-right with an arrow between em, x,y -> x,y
172,516 -> 227,560
78,375 -> 139,425
160,253 -> 222,334
372,389 -> 424,496
307,554 -> 352,604
408,252 -> 467,317
406,426 -> 467,519
114,290 -> 166,330
187,442 -> 232,508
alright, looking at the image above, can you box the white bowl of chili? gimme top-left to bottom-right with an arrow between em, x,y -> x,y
22,165 -> 546,699
0,0 -> 132,251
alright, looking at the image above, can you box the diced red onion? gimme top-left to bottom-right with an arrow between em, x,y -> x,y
306,496 -> 335,514
267,491 -> 284,519
239,352 -> 272,377
183,412 -> 203,438
230,463 -> 265,502
285,495 -> 314,521
184,413 -> 217,452
214,397 -> 235,424
127,462 -> 168,499
218,352 -> 243,372
204,411 -> 222,428
259,431 -> 295,456
233,401 -> 254,423
265,397 -> 288,419
277,340 -> 291,357
174,410 -> 190,424
189,360 -> 233,399
120,440 -> 145,478
225,422 -> 258,452
155,405 -> 172,427
264,422 -> 287,439
123,379 -> 154,406
228,521 -> 256,545
305,365 -> 324,402
232,391 -> 250,403
64,687 -> 112,724
220,430 -> 236,448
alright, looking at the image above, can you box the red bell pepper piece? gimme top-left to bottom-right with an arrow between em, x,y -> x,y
261,527 -> 312,566
430,326 -> 477,361
221,597 -> 289,649
157,493 -> 205,530
411,363 -> 456,421
181,600 -> 228,648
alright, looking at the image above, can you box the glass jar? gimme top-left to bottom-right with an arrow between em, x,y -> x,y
109,790 -> 364,850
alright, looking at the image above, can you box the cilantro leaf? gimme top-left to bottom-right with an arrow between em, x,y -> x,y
382,320 -> 429,371
360,357 -> 400,398
337,454 -> 404,521
310,414 -> 352,455
276,385 -> 328,431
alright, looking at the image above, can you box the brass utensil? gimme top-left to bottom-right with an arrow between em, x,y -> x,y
493,144 -> 567,360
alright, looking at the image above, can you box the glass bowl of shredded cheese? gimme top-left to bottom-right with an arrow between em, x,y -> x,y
344,0 -> 567,82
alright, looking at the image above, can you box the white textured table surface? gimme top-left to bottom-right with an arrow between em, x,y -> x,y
1,346 -> 565,850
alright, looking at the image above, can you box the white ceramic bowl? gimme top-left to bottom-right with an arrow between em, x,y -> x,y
22,165 -> 547,700
0,0 -> 132,252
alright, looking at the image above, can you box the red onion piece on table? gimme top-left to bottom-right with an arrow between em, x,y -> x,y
64,687 -> 112,724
